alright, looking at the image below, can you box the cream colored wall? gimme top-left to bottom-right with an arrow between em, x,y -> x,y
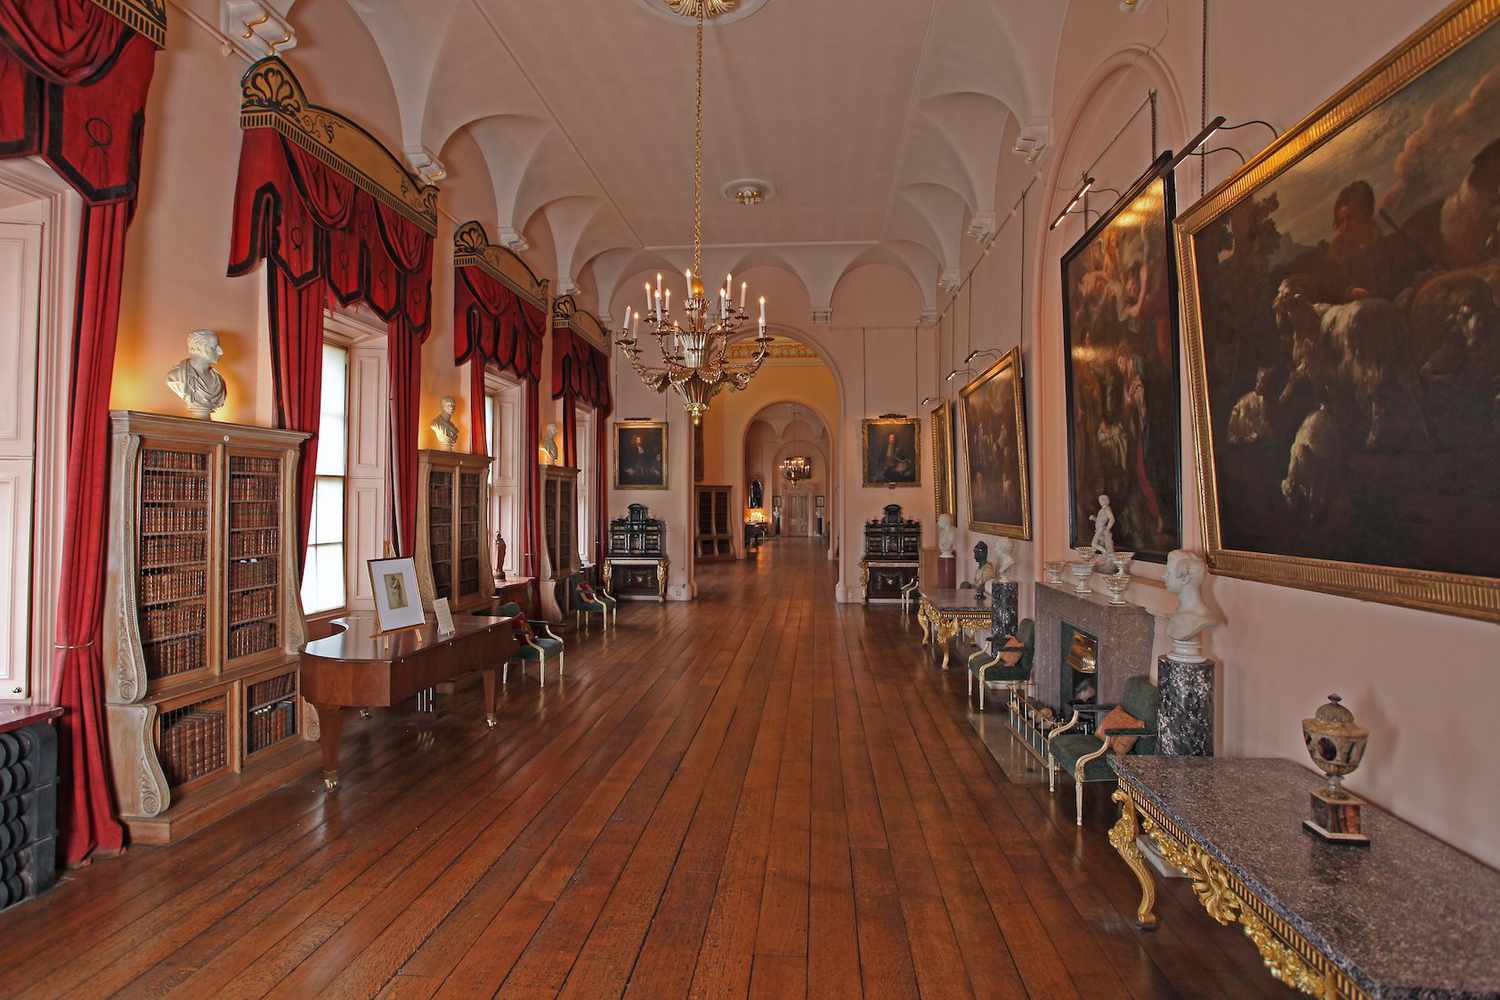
928,0 -> 1499,866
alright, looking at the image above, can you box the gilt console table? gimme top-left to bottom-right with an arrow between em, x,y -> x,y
1109,756 -> 1500,999
916,588 -> 993,671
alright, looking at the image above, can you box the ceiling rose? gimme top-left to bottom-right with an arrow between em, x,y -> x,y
634,0 -> 772,27
721,178 -> 773,206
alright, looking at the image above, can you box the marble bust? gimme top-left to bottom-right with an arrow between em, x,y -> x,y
429,396 -> 460,451
993,536 -> 1015,582
539,421 -> 561,465
937,513 -> 956,558
1164,549 -> 1224,662
165,329 -> 227,419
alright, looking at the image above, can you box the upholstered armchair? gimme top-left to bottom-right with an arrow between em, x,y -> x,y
570,576 -> 613,632
1047,676 -> 1159,826
965,618 -> 1034,712
495,601 -> 565,685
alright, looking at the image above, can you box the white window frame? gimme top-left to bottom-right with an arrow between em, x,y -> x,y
301,342 -> 350,616
575,402 -> 595,565
313,305 -> 389,615
484,367 -> 523,580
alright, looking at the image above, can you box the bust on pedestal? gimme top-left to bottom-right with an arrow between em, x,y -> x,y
165,330 -> 227,419
1157,550 -> 1224,756
429,396 -> 460,451
937,513 -> 956,588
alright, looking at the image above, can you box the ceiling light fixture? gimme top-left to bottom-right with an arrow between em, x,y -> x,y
617,3 -> 772,425
722,178 -> 773,206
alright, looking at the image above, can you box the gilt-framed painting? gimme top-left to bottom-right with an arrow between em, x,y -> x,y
613,420 -> 668,490
1177,0 -> 1500,622
1061,151 -> 1183,563
929,400 -> 957,517
959,347 -> 1031,539
861,416 -> 921,487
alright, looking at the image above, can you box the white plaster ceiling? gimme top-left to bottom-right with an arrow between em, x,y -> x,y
343,0 -> 1065,325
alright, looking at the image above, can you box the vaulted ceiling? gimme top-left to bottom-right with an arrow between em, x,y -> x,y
342,0 -> 1066,325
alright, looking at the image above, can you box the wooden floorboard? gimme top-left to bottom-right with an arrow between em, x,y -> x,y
0,540 -> 1295,999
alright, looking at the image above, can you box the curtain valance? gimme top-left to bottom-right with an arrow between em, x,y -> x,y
550,296 -> 612,414
452,220 -> 547,383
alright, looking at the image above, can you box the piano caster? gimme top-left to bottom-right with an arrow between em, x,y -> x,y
358,708 -> 373,719
323,771 -> 340,792
485,714 -> 497,729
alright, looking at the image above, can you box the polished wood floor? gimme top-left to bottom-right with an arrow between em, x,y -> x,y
1,540 -> 1291,999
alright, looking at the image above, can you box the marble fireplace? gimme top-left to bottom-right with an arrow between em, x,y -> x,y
1034,581 -> 1154,717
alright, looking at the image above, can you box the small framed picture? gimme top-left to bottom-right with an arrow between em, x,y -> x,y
614,419 -> 669,490
815,495 -> 825,509
368,556 -> 426,631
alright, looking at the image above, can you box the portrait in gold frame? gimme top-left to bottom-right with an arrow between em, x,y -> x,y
930,400 -> 956,517
959,347 -> 1032,539
613,419 -> 669,490
1175,0 -> 1500,622
861,417 -> 921,488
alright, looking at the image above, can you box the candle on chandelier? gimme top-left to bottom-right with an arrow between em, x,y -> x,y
759,296 -> 766,322
725,273 -> 732,301
644,282 -> 651,311
740,280 -> 747,309
656,272 -> 662,296
720,289 -> 727,317
665,287 -> 672,317
655,287 -> 662,323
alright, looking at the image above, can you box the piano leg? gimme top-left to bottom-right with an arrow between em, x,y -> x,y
483,669 -> 498,728
312,703 -> 345,791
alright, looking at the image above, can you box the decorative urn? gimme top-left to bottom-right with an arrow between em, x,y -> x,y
1300,694 -> 1371,844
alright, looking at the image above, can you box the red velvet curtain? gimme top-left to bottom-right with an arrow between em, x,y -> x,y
228,121 -> 434,562
0,0 -> 160,866
469,359 -> 488,457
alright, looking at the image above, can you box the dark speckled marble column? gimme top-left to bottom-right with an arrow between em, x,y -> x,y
1157,655 -> 1215,755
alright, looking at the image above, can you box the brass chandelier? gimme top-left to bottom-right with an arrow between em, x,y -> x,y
618,1 -> 771,425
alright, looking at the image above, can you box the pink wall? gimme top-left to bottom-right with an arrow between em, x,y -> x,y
928,0 -> 1500,866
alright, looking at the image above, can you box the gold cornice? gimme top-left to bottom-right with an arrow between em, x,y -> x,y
453,221 -> 548,308
93,0 -> 166,47
551,294 -> 609,351
239,57 -> 438,235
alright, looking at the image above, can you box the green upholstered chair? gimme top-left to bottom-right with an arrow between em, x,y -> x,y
1046,676 -> 1160,826
570,575 -> 610,632
965,618 -> 1034,712
494,601 -> 564,685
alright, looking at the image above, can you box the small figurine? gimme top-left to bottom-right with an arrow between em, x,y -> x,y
430,396 -> 460,451
1164,549 -> 1223,661
937,513 -> 956,558
993,536 -> 1015,582
539,421 -> 561,465
494,530 -> 507,582
165,329 -> 227,419
1089,494 -> 1115,556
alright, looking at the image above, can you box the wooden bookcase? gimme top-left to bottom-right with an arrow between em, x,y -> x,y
103,411 -> 311,844
415,450 -> 494,612
695,485 -> 734,561
539,465 -> 579,621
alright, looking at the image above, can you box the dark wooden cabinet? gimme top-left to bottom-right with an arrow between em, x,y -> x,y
862,503 -> 921,604
417,450 -> 494,612
695,485 -> 734,560
539,465 -> 579,620
605,504 -> 668,600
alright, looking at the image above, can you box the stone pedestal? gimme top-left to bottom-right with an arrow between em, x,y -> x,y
1157,655 -> 1216,756
937,555 -> 956,589
989,581 -> 1018,639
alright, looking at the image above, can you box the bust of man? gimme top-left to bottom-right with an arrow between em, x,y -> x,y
539,422 -> 561,465
993,536 -> 1016,581
1164,549 -> 1224,661
972,539 -> 997,595
430,396 -> 460,451
937,513 -> 956,557
165,329 -> 227,419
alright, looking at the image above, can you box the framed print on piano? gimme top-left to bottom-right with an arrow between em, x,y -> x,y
368,557 -> 426,631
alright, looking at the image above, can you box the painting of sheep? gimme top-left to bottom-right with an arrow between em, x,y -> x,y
1178,2 -> 1500,621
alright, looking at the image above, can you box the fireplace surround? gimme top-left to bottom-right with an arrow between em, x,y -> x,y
1034,581 -> 1154,717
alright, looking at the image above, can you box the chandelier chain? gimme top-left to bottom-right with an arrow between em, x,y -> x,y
693,4 -> 705,279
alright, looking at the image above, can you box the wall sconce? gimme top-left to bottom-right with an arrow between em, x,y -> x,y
920,396 -> 941,407
964,348 -> 1002,364
1049,176 -> 1095,231
1168,115 -> 1227,171
945,368 -> 974,384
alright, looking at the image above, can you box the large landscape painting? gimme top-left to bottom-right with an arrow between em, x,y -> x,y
1061,153 -> 1182,561
959,347 -> 1031,538
1179,3 -> 1500,621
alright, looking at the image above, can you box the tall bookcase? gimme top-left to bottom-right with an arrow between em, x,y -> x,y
538,465 -> 579,621
415,450 -> 494,612
103,412 -> 311,844
694,485 -> 734,561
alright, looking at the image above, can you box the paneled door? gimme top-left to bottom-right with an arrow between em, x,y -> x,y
786,494 -> 809,537
0,221 -> 41,699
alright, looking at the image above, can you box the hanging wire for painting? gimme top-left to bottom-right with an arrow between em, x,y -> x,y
937,175 -> 1038,324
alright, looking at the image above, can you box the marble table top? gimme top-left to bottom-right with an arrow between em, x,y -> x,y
1112,756 -> 1500,999
919,588 -> 996,613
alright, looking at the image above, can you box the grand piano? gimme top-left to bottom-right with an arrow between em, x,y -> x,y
299,611 -> 521,790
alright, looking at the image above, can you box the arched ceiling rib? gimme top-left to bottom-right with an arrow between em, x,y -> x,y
342,0 -> 1065,322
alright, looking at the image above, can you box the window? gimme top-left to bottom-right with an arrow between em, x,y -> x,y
301,343 -> 349,614
576,403 -> 594,564
484,369 -> 523,579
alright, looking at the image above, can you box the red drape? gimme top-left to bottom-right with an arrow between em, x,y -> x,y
228,118 -> 434,561
469,359 -> 488,457
0,1 -> 160,866
550,325 -> 612,567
